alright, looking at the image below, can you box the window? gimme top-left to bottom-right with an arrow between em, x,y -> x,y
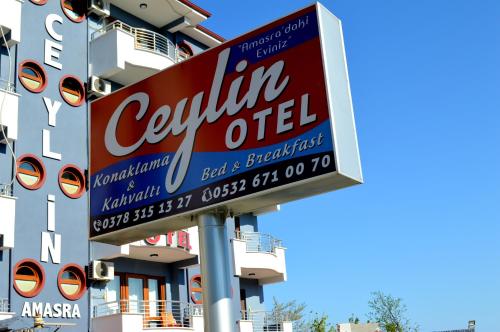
61,0 -> 85,23
59,76 -> 85,107
58,165 -> 86,198
13,259 -> 45,298
58,264 -> 86,300
18,60 -> 47,93
108,273 -> 166,327
177,42 -> 193,62
190,275 -> 202,304
29,0 -> 48,5
16,154 -> 46,190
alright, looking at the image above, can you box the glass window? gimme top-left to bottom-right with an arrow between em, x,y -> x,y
177,43 -> 193,62
16,154 -> 46,190
58,165 -> 86,198
190,275 -> 202,304
13,259 -> 45,298
148,279 -> 159,317
61,0 -> 85,23
59,76 -> 85,107
57,264 -> 86,300
18,60 -> 47,93
128,277 -> 143,313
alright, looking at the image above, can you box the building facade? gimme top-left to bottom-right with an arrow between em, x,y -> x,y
0,1 -> 288,331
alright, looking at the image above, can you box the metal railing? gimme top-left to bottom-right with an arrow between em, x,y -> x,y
93,300 -> 202,328
92,21 -> 177,62
0,184 -> 13,197
235,231 -> 283,254
241,310 -> 290,332
0,298 -> 9,312
0,79 -> 15,93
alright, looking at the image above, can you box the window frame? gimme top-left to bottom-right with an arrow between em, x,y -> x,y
59,75 -> 86,107
114,272 -> 166,326
57,264 -> 86,300
61,0 -> 86,23
18,60 -> 48,93
13,259 -> 45,298
190,275 -> 203,304
177,42 -> 193,62
29,0 -> 48,5
16,154 -> 46,190
58,164 -> 86,199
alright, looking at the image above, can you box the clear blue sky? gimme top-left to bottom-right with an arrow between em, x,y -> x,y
194,1 -> 500,331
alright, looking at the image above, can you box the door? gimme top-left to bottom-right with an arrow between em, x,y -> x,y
128,277 -> 144,313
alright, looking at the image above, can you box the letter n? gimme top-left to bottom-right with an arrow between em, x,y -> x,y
41,232 -> 61,263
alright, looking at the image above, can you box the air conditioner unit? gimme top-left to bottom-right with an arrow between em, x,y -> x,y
88,0 -> 110,17
88,260 -> 114,281
88,76 -> 111,97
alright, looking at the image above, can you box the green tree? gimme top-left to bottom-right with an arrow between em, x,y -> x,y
271,297 -> 308,331
349,314 -> 360,324
367,291 -> 419,332
310,313 -> 336,332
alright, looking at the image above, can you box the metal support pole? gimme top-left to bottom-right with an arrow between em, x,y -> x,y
197,213 -> 234,332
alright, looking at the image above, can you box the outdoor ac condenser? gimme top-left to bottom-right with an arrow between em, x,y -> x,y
89,260 -> 114,281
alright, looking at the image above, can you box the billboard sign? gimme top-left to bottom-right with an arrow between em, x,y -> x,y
90,3 -> 362,244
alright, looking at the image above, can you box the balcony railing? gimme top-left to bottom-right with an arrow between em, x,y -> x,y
0,79 -> 15,93
93,300 -> 202,328
0,184 -> 13,197
0,299 -> 9,313
235,232 -> 283,254
92,21 -> 177,63
241,310 -> 291,332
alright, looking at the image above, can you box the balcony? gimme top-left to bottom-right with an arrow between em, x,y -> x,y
92,229 -> 198,264
0,0 -> 22,47
0,81 -> 19,143
239,311 -> 293,332
0,187 -> 16,249
128,230 -> 198,263
90,21 -> 178,86
232,232 -> 287,285
92,300 -> 203,332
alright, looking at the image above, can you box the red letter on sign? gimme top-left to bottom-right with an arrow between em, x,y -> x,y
178,231 -> 191,250
145,235 -> 160,245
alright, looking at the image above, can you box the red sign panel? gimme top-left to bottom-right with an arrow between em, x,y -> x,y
90,4 -> 362,244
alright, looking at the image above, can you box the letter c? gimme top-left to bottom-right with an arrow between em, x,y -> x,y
45,14 -> 64,42
105,92 -> 150,156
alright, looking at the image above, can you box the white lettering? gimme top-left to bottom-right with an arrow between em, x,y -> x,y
45,14 -> 63,42
62,304 -> 71,318
104,47 -> 289,193
42,129 -> 62,160
299,93 -> 315,126
41,232 -> 61,263
44,39 -> 63,70
277,99 -> 294,134
72,304 -> 81,318
47,195 -> 55,232
21,302 -> 80,318
225,119 -> 247,150
53,303 -> 62,318
43,97 -> 62,127
253,107 -> 272,141
22,302 -> 31,317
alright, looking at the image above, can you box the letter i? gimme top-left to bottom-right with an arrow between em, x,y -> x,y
48,195 -> 55,231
